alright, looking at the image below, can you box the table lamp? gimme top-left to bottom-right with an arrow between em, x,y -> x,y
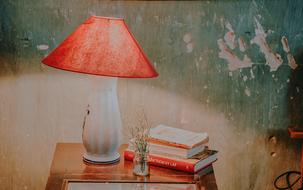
42,16 -> 158,164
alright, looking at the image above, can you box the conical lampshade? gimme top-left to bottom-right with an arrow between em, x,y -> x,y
42,16 -> 158,78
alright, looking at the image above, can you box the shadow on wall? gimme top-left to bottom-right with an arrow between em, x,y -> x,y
288,47 -> 303,129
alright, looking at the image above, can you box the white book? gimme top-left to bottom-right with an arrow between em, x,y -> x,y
148,143 -> 205,159
149,124 -> 209,149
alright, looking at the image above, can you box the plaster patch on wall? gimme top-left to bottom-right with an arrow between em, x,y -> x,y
186,43 -> 194,53
206,98 -> 210,104
243,75 -> 248,82
183,33 -> 194,53
218,39 -> 253,71
183,33 -> 191,43
218,21 -> 253,71
36,44 -> 49,51
281,36 -> 298,69
224,22 -> 237,49
281,36 -> 290,52
153,62 -> 157,68
218,17 -> 299,73
244,87 -> 251,97
286,52 -> 297,69
251,18 -> 283,72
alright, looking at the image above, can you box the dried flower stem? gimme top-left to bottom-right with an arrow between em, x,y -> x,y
127,108 -> 151,154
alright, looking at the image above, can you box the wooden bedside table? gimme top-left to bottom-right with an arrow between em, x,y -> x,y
45,143 -> 218,190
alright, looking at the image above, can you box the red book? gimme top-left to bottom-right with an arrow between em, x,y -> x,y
124,149 -> 217,173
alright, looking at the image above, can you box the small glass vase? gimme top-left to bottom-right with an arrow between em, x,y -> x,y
133,151 -> 150,176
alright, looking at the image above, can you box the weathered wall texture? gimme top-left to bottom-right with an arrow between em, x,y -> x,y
1,0 -> 303,189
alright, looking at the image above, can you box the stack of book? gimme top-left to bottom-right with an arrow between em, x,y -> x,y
124,124 -> 218,173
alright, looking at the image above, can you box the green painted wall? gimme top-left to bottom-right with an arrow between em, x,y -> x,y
0,1 -> 303,189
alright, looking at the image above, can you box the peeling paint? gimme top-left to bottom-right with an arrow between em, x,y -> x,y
281,36 -> 298,69
154,62 -> 157,68
186,42 -> 194,53
281,36 -> 290,52
250,69 -> 255,79
251,18 -> 282,72
218,21 -> 253,71
183,33 -> 192,43
36,44 -> 49,51
218,39 -> 253,71
183,33 -> 194,53
224,22 -> 236,49
206,98 -> 210,104
245,87 -> 251,97
286,54 -> 297,69
243,75 -> 248,82
238,37 -> 246,52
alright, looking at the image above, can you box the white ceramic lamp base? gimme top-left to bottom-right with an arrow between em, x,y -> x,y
83,152 -> 120,164
82,77 -> 122,164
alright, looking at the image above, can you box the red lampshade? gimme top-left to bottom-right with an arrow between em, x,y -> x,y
42,16 -> 158,78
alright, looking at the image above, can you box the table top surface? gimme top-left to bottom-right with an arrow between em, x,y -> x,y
45,143 -> 218,190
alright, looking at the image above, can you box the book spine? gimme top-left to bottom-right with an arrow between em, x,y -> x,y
124,150 -> 195,173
